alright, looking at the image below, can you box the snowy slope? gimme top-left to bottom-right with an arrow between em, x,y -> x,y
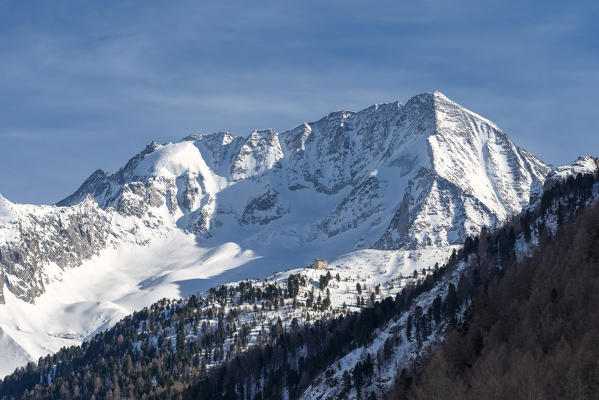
300,261 -> 468,400
0,91 -> 551,377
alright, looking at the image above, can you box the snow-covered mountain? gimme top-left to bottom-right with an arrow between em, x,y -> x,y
0,91 -> 550,377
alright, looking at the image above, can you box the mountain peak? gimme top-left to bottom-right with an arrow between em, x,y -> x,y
0,195 -> 16,228
181,131 -> 235,144
249,128 -> 278,137
402,90 -> 447,104
56,169 -> 109,207
400,91 -> 501,133
132,141 -> 207,179
544,156 -> 599,189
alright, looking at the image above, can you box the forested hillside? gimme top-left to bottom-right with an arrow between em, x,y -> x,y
386,173 -> 599,399
0,254 -> 453,400
0,251 -> 465,400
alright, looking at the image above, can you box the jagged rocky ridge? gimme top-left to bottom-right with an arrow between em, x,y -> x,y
0,92 -> 550,306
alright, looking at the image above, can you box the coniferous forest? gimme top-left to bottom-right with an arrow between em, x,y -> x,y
388,173 -> 599,399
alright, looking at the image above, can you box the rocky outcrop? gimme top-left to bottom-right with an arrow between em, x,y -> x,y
239,187 -> 288,225
230,130 -> 283,181
321,176 -> 384,237
0,197 -> 113,303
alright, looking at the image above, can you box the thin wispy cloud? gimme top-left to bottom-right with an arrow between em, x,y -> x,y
0,0 -> 597,204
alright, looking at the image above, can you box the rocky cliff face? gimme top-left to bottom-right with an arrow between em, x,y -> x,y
0,196 -> 110,303
373,92 -> 550,249
0,92 -> 551,305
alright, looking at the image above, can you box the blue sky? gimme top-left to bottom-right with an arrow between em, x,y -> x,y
1,0 -> 598,204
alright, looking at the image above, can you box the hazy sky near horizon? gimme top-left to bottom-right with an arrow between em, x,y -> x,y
1,0 -> 598,204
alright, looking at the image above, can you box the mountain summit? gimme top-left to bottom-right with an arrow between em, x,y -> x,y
1,92 -> 550,303
59,91 -> 548,245
0,92 -> 550,377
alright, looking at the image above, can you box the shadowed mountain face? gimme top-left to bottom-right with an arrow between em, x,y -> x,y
0,92 -> 549,305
